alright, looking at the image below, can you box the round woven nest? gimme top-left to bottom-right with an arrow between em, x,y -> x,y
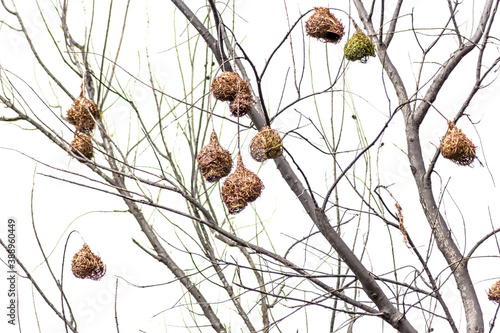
344,26 -> 375,62
211,71 -> 251,102
66,94 -> 100,133
250,126 -> 283,162
439,121 -> 476,166
229,91 -> 254,117
70,133 -> 94,160
71,243 -> 106,281
221,153 -> 264,214
488,280 -> 500,304
197,131 -> 233,182
305,7 -> 344,44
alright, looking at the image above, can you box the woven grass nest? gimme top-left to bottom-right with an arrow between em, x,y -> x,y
221,153 -> 264,214
344,26 -> 375,62
66,94 -> 100,133
488,280 -> 500,304
229,91 -> 254,117
440,121 -> 476,166
211,71 -> 251,102
70,133 -> 94,160
250,126 -> 283,162
305,7 -> 344,44
197,131 -> 233,182
71,243 -> 106,281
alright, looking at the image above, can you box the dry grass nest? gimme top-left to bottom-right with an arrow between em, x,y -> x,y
305,7 -> 344,44
440,121 -> 476,166
221,153 -> 264,214
488,280 -> 500,304
211,71 -> 251,102
70,133 -> 94,160
344,26 -> 375,62
197,131 -> 233,182
229,91 -> 254,117
250,126 -> 283,162
66,94 -> 100,133
71,243 -> 106,281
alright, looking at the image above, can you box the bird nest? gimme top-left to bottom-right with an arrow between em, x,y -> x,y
70,133 -> 94,160
344,26 -> 375,62
71,243 -> 106,281
250,126 -> 283,162
488,280 -> 500,304
440,121 -> 476,166
221,153 -> 264,214
66,94 -> 100,133
197,131 -> 233,182
211,71 -> 251,102
229,91 -> 254,117
305,7 -> 344,44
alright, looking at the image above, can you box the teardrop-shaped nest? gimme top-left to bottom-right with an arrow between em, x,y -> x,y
229,91 -> 254,117
211,71 -> 251,102
305,7 -> 344,44
221,153 -> 264,214
439,121 -> 476,166
66,94 -> 100,133
197,131 -> 233,182
344,26 -> 375,63
70,132 -> 94,160
71,243 -> 106,281
250,126 -> 283,162
488,280 -> 500,304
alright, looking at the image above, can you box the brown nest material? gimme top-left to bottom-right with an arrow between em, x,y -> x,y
197,131 -> 233,182
440,121 -> 476,166
70,133 -> 94,160
66,94 -> 100,133
221,153 -> 264,214
71,243 -> 106,281
211,71 -> 251,102
488,280 -> 500,304
250,126 -> 283,162
305,7 -> 344,44
229,91 -> 254,117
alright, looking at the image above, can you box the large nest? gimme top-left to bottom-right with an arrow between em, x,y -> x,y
229,91 -> 254,117
66,94 -> 100,133
305,7 -> 344,44
71,243 -> 106,281
488,280 -> 500,304
70,133 -> 94,160
250,126 -> 283,162
197,131 -> 233,182
211,71 -> 251,102
440,121 -> 476,166
221,153 -> 264,214
344,26 -> 375,62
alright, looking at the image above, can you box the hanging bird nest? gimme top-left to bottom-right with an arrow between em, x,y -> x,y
344,25 -> 375,62
439,121 -> 476,166
488,280 -> 500,304
221,153 -> 264,214
229,91 -> 254,117
71,243 -> 106,281
305,7 -> 344,44
250,126 -> 283,162
211,71 -> 251,102
197,131 -> 233,182
70,132 -> 94,160
66,94 -> 100,133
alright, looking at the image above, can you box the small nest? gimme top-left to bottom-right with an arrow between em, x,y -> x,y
70,133 -> 94,160
344,26 -> 375,62
197,131 -> 233,182
71,243 -> 106,281
221,153 -> 264,214
211,71 -> 251,102
66,94 -> 100,133
250,126 -> 283,162
305,7 -> 344,44
229,91 -> 254,117
440,121 -> 476,166
488,280 -> 500,304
